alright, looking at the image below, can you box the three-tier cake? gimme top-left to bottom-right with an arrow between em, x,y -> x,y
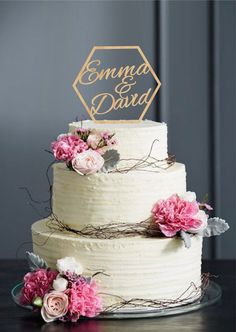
31,120 -> 204,308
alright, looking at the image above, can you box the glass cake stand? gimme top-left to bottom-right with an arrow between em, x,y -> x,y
11,281 -> 221,319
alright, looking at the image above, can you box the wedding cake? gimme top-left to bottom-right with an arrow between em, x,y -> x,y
18,46 -> 229,322
31,120 -> 208,309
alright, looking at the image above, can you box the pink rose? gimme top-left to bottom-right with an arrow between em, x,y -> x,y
51,134 -> 88,162
41,291 -> 68,323
87,133 -> 102,149
152,193 -> 208,237
72,149 -> 104,175
20,269 -> 58,306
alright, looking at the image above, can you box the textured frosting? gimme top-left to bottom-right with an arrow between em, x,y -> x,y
52,162 -> 186,228
32,219 -> 202,307
69,120 -> 168,163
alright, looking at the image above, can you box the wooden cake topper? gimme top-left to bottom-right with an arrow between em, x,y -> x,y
72,46 -> 161,123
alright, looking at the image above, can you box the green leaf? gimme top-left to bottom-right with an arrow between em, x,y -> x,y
199,217 -> 229,237
26,251 -> 48,271
180,230 -> 191,248
101,149 -> 120,173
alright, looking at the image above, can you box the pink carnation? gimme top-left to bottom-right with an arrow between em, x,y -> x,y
152,194 -> 208,237
20,269 -> 58,306
64,278 -> 102,322
51,135 -> 88,162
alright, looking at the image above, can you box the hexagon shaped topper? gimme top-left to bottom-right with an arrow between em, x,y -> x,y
72,46 -> 161,123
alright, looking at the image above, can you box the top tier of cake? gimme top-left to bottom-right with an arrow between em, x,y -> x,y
69,120 -> 168,162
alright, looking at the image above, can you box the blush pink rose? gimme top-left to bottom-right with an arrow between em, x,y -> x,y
41,291 -> 69,323
72,149 -> 104,175
51,134 -> 88,162
20,269 -> 58,306
152,193 -> 208,237
87,133 -> 102,149
65,279 -> 102,322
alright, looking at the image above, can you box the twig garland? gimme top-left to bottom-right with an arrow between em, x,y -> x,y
47,214 -> 163,239
100,273 -> 210,313
112,139 -> 176,174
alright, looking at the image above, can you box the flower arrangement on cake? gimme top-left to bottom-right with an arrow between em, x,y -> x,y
19,255 -> 102,323
17,251 -> 211,322
51,128 -> 119,175
151,192 -> 229,248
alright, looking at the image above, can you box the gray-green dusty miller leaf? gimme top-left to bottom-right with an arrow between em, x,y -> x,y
180,230 -> 191,248
26,251 -> 48,271
101,149 -> 120,173
199,217 -> 229,237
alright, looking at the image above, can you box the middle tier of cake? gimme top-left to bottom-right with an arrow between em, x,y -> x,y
52,162 -> 186,229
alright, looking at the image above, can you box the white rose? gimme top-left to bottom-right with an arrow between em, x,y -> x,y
87,133 -> 101,149
53,276 -> 68,292
180,191 -> 197,202
72,149 -> 104,175
56,257 -> 83,275
188,210 -> 208,233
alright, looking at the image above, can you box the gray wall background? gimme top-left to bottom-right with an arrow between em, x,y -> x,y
0,1 -> 235,259
159,0 -> 236,259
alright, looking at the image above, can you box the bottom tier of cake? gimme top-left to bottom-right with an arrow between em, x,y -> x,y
32,219 -> 203,310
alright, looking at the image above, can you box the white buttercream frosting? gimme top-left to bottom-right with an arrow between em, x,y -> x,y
52,162 -> 186,228
32,219 -> 202,307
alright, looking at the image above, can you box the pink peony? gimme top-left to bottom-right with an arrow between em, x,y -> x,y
152,193 -> 208,237
72,149 -> 104,175
65,278 -> 102,322
41,291 -> 69,323
20,269 -> 58,306
51,134 -> 88,162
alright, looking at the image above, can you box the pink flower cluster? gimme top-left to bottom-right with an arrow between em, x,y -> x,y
19,259 -> 102,323
51,135 -> 88,162
101,131 -> 118,147
65,278 -> 102,322
20,269 -> 58,305
51,128 -> 118,175
152,193 -> 208,237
